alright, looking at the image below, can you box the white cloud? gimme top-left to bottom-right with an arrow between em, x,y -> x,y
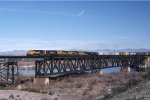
78,10 -> 85,16
0,7 -> 85,17
0,38 -> 108,51
0,37 -> 147,52
40,10 -> 85,17
41,11 -> 77,17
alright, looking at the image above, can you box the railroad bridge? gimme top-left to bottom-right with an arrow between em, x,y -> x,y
0,55 -> 149,85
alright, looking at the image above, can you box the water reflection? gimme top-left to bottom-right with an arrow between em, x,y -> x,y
101,67 -> 121,73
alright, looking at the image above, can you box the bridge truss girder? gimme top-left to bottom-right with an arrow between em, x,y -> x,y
35,55 -> 148,77
0,59 -> 19,86
0,55 -> 149,82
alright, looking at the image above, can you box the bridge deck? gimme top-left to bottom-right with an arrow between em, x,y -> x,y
0,55 -> 148,58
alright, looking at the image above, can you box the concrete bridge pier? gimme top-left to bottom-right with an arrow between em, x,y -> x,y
91,69 -> 103,75
142,57 -> 150,72
120,65 -> 131,72
33,77 -> 49,85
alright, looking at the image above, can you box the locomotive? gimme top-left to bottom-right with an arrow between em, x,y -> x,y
27,50 -> 99,56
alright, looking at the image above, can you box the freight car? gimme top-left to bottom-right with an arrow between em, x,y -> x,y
133,52 -> 150,55
119,52 -> 150,56
27,50 -> 98,56
119,52 -> 129,55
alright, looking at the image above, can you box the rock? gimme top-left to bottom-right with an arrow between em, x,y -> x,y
9,94 -> 15,99
95,95 -> 104,100
17,85 -> 22,90
54,98 -> 58,100
16,95 -> 20,97
49,91 -> 54,95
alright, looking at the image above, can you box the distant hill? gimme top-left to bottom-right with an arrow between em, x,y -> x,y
0,50 -> 27,56
94,48 -> 150,53
70,48 -> 150,53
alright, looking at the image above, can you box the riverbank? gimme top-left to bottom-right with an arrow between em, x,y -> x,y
0,90 -> 54,100
1,71 -> 149,100
110,80 -> 150,100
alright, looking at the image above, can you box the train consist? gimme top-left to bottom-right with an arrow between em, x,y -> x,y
27,50 -> 99,56
27,50 -> 150,56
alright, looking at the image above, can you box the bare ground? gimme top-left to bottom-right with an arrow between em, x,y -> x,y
0,72 -> 149,100
110,80 -> 150,100
0,90 -> 55,100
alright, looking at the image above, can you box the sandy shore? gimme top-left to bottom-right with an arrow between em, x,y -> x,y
0,90 -> 57,100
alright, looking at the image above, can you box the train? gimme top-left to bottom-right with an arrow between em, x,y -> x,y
27,50 -> 99,56
27,50 -> 150,56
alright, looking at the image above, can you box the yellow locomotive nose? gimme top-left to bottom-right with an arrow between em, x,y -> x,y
27,50 -> 34,55
27,50 -> 42,56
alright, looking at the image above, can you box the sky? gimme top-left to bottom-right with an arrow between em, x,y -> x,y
0,1 -> 150,51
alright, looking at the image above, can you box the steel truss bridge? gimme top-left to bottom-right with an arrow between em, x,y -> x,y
0,55 -> 149,85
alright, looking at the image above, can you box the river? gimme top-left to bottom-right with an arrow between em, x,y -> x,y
18,67 -> 122,76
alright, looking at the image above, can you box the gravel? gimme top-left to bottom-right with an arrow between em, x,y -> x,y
110,80 -> 150,100
0,90 -> 56,100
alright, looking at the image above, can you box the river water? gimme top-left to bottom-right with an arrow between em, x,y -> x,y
18,67 -> 121,76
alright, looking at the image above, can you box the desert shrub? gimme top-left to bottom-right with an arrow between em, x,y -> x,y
16,95 -> 20,97
106,78 -> 115,83
9,94 -> 15,99
107,75 -> 112,79
48,91 -> 54,95
65,77 -> 74,82
75,82 -> 83,88
86,94 -> 95,100
137,96 -> 145,100
126,79 -> 139,88
21,87 -> 40,93
88,78 -> 97,85
103,93 -> 114,99
142,72 -> 150,80
80,94 -> 95,100
40,90 -> 47,94
125,96 -> 136,100
0,98 -> 8,100
54,98 -> 58,100
40,97 -> 50,100
57,83 -> 70,89
142,73 -> 148,79
112,86 -> 127,94
87,85 -> 93,91
82,90 -> 88,95
148,72 -> 150,79
125,74 -> 129,79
